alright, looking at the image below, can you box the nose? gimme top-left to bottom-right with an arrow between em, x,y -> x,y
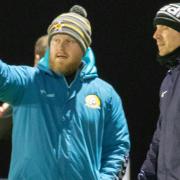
56,40 -> 65,50
58,41 -> 66,50
153,28 -> 160,40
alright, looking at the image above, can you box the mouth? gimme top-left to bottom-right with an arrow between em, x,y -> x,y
157,44 -> 165,51
56,53 -> 68,59
157,43 -> 164,47
156,40 -> 164,47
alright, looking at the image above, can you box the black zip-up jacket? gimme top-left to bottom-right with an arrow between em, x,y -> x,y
138,60 -> 180,180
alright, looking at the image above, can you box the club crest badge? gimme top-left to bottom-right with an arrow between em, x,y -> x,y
85,95 -> 101,109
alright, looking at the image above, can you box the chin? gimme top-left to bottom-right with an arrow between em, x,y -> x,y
159,53 -> 164,56
159,51 -> 167,56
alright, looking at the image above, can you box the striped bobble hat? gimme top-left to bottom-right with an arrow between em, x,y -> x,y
154,3 -> 180,32
47,5 -> 92,53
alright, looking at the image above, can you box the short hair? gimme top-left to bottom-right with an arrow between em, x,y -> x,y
34,35 -> 48,59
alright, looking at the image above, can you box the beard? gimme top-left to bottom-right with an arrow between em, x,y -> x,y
50,56 -> 81,76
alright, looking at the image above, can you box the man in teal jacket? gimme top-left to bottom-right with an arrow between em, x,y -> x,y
1,5 -> 130,180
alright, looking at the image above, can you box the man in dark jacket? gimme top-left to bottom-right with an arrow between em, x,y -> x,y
138,3 -> 180,180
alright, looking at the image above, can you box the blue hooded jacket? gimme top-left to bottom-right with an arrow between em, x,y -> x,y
0,48 -> 130,180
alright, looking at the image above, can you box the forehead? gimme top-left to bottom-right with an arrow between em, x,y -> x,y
156,24 -> 169,28
155,25 -> 180,37
155,24 -> 174,31
52,33 -> 75,40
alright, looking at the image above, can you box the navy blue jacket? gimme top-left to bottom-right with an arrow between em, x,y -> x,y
139,59 -> 180,180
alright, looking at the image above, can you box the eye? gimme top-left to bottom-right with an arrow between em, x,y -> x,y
65,39 -> 71,43
52,37 -> 60,43
161,26 -> 169,30
66,38 -> 76,44
68,39 -> 75,43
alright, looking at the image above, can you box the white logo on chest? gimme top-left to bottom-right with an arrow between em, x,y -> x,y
40,89 -> 55,97
161,90 -> 168,98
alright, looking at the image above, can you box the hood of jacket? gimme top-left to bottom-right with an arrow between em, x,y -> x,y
37,47 -> 98,80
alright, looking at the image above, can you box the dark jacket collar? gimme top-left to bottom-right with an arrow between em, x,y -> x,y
156,47 -> 180,68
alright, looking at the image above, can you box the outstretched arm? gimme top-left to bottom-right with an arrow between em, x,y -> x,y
0,60 -> 30,104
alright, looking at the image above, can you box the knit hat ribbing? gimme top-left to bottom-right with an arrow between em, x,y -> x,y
154,3 -> 180,32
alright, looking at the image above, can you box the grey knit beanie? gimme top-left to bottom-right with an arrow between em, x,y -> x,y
47,5 -> 92,53
154,3 -> 180,32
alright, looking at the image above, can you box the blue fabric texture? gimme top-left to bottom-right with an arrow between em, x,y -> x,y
0,48 -> 130,180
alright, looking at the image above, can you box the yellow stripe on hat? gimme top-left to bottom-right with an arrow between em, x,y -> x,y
59,17 -> 91,34
47,6 -> 92,52
62,23 -> 86,40
57,17 -> 91,44
61,12 -> 91,30
47,22 -> 62,34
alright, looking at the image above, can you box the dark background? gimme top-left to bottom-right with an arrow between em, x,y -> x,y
0,0 -> 179,179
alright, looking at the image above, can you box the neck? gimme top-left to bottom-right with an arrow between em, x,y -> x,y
65,62 -> 84,85
157,47 -> 180,68
65,71 -> 76,85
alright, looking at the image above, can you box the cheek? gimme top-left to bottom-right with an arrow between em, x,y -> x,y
49,51 -> 55,68
68,58 -> 81,69
49,48 -> 56,61
50,47 -> 55,55
73,54 -> 82,66
168,38 -> 180,49
173,38 -> 180,47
